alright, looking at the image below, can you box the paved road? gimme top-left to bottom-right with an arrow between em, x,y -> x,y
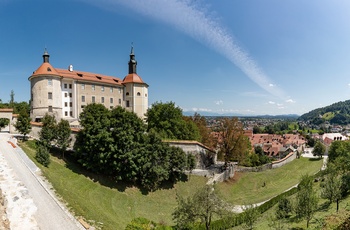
0,133 -> 84,230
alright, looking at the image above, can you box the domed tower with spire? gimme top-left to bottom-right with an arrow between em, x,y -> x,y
123,45 -> 149,120
29,49 -> 63,121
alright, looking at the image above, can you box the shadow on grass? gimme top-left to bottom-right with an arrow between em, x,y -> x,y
308,157 -> 323,162
49,147 -> 188,195
318,201 -> 331,212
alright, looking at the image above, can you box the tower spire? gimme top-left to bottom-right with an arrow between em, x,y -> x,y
128,43 -> 137,74
43,48 -> 50,63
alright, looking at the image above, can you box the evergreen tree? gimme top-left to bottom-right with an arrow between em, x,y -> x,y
14,109 -> 32,140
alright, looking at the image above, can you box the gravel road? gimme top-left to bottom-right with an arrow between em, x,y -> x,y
0,133 -> 84,230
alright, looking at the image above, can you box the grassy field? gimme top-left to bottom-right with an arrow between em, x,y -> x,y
20,141 -> 208,230
20,141 -> 324,229
216,157 -> 324,205
231,182 -> 350,230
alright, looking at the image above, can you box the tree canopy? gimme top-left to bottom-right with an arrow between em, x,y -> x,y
74,103 -> 189,190
14,109 -> 32,140
0,118 -> 10,131
146,101 -> 201,141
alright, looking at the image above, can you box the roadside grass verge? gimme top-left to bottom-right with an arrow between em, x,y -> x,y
19,140 -> 207,230
216,157 -> 324,205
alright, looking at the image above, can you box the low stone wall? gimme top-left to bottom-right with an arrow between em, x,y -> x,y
271,151 -> 296,169
214,165 -> 234,183
235,151 -> 297,172
235,163 -> 272,172
166,140 -> 216,170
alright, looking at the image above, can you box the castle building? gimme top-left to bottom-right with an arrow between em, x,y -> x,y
29,48 -> 148,123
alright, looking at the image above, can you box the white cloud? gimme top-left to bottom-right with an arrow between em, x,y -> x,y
268,101 -> 275,105
191,108 -> 212,112
85,0 -> 286,98
286,99 -> 296,103
277,103 -> 283,106
269,83 -> 274,87
214,100 -> 223,105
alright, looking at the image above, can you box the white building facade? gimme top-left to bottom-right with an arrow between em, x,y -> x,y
29,48 -> 148,123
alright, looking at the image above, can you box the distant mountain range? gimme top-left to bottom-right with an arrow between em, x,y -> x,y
298,100 -> 350,125
183,111 -> 299,119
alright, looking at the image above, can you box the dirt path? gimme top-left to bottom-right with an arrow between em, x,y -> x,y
0,133 -> 84,230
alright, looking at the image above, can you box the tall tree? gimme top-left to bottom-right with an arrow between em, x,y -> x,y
217,117 -> 251,165
14,109 -> 31,140
146,101 -> 200,140
74,103 -> 112,173
295,174 -> 318,228
312,141 -> 326,158
173,185 -> 229,230
9,90 -> 14,108
38,114 -> 57,149
321,166 -> 342,212
0,118 -> 10,131
56,119 -> 71,159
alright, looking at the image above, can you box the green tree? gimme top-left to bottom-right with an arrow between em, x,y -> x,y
39,114 -> 57,149
321,167 -> 342,212
146,101 -> 200,140
276,197 -> 292,219
243,204 -> 259,230
74,103 -> 112,173
0,118 -> 10,131
14,109 -> 31,140
173,185 -> 229,230
295,174 -> 318,228
312,141 -> 326,158
9,90 -> 14,108
56,119 -> 71,159
192,112 -> 213,147
35,144 -> 50,167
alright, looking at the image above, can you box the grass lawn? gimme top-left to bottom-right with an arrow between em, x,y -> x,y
231,182 -> 350,230
216,157 -> 324,205
20,141 -> 208,230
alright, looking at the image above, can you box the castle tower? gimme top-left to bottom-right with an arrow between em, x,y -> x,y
29,49 -> 63,121
123,46 -> 148,119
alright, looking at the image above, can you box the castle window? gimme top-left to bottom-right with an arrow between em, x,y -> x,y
70,102 -> 73,107
92,96 -> 95,103
110,87 -> 113,93
48,92 -> 52,99
48,79 -> 52,86
101,97 -> 105,103
110,98 -> 113,104
65,111 -> 68,116
69,93 -> 72,98
70,111 -> 73,117
81,84 -> 85,90
126,100 -> 130,107
69,84 -> 72,89
92,85 -> 95,91
48,106 -> 53,112
137,92 -> 141,96
119,99 -> 121,105
101,86 -> 105,92
82,96 -> 85,102
65,102 -> 68,107
65,93 -> 68,98
47,67 -> 51,72
64,84 -> 67,89
126,92 -> 129,96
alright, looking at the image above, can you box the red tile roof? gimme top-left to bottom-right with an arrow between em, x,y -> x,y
31,63 -> 123,86
122,73 -> 147,85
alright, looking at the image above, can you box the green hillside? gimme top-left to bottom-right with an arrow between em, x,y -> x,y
298,99 -> 350,125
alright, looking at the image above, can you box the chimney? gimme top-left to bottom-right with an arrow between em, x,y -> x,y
68,64 -> 73,72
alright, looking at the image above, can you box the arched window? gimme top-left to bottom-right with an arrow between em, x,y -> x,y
137,92 -> 141,96
47,67 -> 51,72
126,92 -> 129,96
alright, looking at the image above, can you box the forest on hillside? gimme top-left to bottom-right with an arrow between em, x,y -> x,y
298,100 -> 350,125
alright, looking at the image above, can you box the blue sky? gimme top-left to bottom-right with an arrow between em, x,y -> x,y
1,0 -> 350,116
